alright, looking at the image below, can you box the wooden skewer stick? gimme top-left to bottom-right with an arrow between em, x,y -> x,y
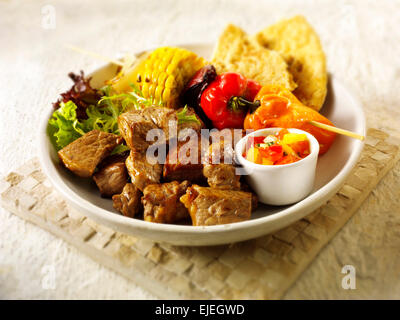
309,120 -> 365,141
64,44 -> 124,67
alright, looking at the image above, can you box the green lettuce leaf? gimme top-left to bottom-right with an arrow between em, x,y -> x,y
48,84 -> 158,154
48,101 -> 87,150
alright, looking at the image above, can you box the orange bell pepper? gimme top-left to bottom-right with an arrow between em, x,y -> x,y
244,85 -> 336,155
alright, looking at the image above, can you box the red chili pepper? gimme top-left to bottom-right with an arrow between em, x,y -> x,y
200,73 -> 261,129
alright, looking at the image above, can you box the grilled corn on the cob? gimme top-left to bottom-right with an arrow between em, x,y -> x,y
112,47 -> 205,108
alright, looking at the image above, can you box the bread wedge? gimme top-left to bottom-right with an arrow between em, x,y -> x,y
253,15 -> 327,111
211,24 -> 296,91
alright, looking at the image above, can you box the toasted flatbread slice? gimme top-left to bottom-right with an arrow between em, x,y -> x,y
253,16 -> 327,111
211,24 -> 296,91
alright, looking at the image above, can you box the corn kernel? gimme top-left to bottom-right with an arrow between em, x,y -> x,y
154,86 -> 164,101
165,75 -> 176,88
112,47 -> 206,108
142,82 -> 150,98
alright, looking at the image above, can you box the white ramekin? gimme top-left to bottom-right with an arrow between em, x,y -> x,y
235,128 -> 320,205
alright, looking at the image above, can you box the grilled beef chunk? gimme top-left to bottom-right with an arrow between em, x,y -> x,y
125,150 -> 162,191
175,107 -> 205,139
203,164 -> 240,190
204,139 -> 235,164
203,140 -> 240,190
96,151 -> 129,168
141,106 -> 176,140
118,106 -> 204,151
142,106 -> 204,140
112,183 -> 142,218
93,154 -> 128,197
58,130 -> 122,178
142,181 -> 190,223
163,134 -> 207,182
180,185 -> 252,226
118,111 -> 159,152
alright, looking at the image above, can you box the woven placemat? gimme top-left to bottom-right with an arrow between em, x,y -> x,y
1,128 -> 399,299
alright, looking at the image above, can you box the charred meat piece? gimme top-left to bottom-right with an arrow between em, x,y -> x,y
203,164 -> 240,190
141,106 -> 176,140
180,185 -> 252,226
142,181 -> 190,223
176,106 -> 205,139
93,154 -> 128,197
163,134 -> 207,182
204,139 -> 235,164
118,111 -> 159,152
96,151 -> 129,168
112,183 -> 142,218
203,140 -> 240,190
58,130 -> 122,178
118,107 -> 204,151
143,106 -> 204,140
125,150 -> 162,191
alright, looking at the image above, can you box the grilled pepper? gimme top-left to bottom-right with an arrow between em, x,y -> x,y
200,72 -> 261,129
244,85 -> 336,155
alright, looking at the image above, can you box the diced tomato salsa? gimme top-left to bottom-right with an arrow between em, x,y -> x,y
243,129 -> 310,165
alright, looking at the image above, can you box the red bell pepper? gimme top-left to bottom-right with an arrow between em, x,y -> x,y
246,136 -> 265,150
259,144 -> 284,163
200,73 -> 261,129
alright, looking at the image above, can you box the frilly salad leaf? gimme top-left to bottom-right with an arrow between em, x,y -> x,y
98,84 -> 164,109
47,101 -> 87,150
53,71 -> 101,119
48,83 -> 154,154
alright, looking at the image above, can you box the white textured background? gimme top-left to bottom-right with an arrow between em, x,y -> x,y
1,0 -> 400,299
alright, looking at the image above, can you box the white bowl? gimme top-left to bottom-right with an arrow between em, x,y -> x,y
38,43 -> 365,246
236,128 -> 319,205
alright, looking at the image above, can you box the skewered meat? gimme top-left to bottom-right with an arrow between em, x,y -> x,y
58,130 -> 122,178
125,150 -> 162,191
93,154 -> 128,197
180,185 -> 252,226
142,181 -> 190,223
112,183 -> 142,218
118,111 -> 159,152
